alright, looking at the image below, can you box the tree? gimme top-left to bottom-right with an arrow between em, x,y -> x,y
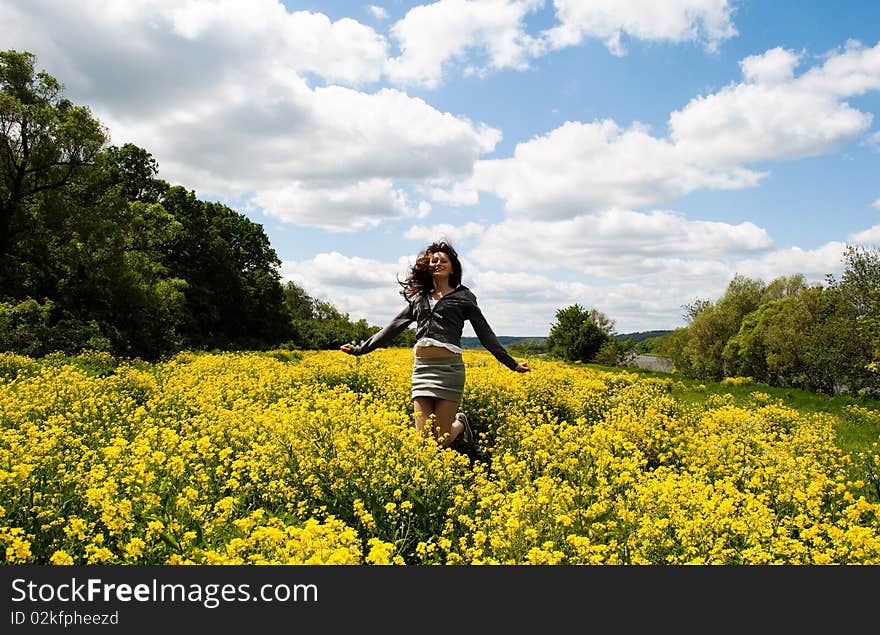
828,244 -> 880,384
676,275 -> 767,380
283,280 -> 400,351
594,337 -> 635,367
0,50 -> 106,259
99,143 -> 169,204
283,280 -> 315,322
546,304 -> 614,363
682,298 -> 710,323
721,275 -> 809,383
161,186 -> 292,350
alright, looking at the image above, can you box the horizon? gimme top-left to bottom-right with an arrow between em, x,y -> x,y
4,1 -> 879,335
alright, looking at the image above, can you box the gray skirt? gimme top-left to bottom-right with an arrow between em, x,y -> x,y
411,356 -> 466,402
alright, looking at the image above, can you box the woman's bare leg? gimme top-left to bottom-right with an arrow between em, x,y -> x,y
412,396 -> 435,437
433,399 -> 462,447
413,397 -> 463,447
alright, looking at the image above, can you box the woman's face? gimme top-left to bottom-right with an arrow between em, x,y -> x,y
428,251 -> 453,277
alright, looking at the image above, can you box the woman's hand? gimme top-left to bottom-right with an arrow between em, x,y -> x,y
515,361 -> 530,373
340,343 -> 354,355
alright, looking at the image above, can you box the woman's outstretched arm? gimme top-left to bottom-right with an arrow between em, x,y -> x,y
468,302 -> 529,372
341,303 -> 414,356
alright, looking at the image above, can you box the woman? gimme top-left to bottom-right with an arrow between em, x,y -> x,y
340,241 -> 530,449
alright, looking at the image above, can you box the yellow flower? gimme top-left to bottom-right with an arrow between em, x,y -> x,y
50,550 -> 74,565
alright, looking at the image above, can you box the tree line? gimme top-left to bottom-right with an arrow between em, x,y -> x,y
0,50 -> 377,360
654,246 -> 880,395
541,246 -> 880,396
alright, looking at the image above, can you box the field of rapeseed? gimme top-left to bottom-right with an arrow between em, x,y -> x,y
1,348 -> 879,565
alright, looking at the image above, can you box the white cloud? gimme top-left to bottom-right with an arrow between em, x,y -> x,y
278,235 -> 848,336
419,179 -> 481,206
470,210 -> 772,274
253,179 -> 428,231
368,5 -> 389,21
476,43 -> 880,217
280,252 -> 416,332
850,225 -> 880,244
733,242 -> 847,283
103,80 -> 502,187
740,46 -> 802,84
384,0 -> 739,88
404,222 -> 487,244
671,42 -> 880,167
873,199 -> 880,209
284,252 -> 408,288
543,0 -> 737,56
473,120 -> 764,216
385,0 -> 545,88
468,240 -> 846,332
96,81 -> 497,229
1,0 -> 389,100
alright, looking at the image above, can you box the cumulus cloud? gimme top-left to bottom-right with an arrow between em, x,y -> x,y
383,0 -> 739,88
385,0 -> 545,88
473,120 -> 764,216
368,5 -> 389,21
467,239 -> 845,332
419,179 -> 481,206
475,42 -> 880,217
671,41 -> 880,167
1,0 -> 389,102
404,222 -> 487,244
469,210 -> 772,274
733,242 -> 847,283
740,46 -> 802,84
283,252 -> 408,288
850,225 -> 880,244
252,179 -> 429,231
97,81 -> 497,226
280,252 -> 416,331
543,0 -> 737,56
277,233 -> 848,336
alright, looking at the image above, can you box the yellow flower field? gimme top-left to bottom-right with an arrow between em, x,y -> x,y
1,348 -> 879,565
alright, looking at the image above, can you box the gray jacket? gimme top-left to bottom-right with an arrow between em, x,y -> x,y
349,285 -> 518,370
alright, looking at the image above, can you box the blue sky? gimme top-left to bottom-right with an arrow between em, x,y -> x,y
3,0 -> 879,336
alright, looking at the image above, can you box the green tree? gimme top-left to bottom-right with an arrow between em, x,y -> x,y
508,338 -> 547,356
161,186 -> 292,350
676,275 -> 766,380
99,143 -> 169,204
760,288 -> 840,394
282,280 -> 398,351
0,50 -> 106,259
833,245 -> 880,374
721,275 -> 809,382
546,304 -> 614,363
681,298 -> 710,323
594,337 -> 635,367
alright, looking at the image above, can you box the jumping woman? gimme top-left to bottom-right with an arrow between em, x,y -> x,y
340,241 -> 531,449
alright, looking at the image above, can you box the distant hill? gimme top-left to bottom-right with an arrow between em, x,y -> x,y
614,330 -> 673,343
461,336 -> 546,348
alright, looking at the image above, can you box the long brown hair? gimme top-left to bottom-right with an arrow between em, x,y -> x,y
398,241 -> 463,301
